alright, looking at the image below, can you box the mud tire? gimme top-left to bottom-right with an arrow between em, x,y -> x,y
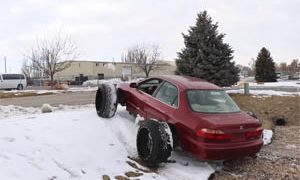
95,83 -> 117,118
137,120 -> 172,166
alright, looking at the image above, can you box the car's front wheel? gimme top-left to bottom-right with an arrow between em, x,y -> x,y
137,120 -> 172,166
95,83 -> 117,118
17,84 -> 23,90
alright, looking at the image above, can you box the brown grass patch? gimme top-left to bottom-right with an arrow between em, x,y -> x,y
229,94 -> 300,129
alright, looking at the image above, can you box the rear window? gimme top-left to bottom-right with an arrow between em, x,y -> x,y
186,90 -> 240,113
2,74 -> 25,80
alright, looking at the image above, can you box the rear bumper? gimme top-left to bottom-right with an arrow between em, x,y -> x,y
188,138 -> 263,160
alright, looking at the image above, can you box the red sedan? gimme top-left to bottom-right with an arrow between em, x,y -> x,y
95,75 -> 263,165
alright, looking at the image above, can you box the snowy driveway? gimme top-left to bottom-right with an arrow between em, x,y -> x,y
0,106 -> 214,180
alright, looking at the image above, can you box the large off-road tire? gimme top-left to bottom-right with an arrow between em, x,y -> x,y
95,83 -> 117,118
137,120 -> 172,166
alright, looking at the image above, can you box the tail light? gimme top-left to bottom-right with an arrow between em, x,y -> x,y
245,127 -> 263,139
196,128 -> 231,142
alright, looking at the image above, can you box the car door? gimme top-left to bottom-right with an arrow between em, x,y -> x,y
144,81 -> 179,122
128,78 -> 163,118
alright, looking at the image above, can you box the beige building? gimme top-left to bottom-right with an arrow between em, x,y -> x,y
54,60 -> 176,82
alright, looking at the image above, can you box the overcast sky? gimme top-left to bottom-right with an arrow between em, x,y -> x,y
0,0 -> 299,73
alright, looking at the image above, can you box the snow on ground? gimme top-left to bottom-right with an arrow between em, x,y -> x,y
0,104 -> 94,120
0,87 -> 98,95
82,78 -> 144,87
263,129 -> 273,145
226,89 -> 299,96
247,80 -> 300,87
82,78 -> 122,87
0,105 -> 215,180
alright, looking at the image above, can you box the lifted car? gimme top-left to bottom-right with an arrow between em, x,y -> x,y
95,75 -> 263,166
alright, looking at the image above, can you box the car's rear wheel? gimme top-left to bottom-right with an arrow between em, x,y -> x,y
17,84 -> 23,90
137,120 -> 172,166
95,83 -> 117,118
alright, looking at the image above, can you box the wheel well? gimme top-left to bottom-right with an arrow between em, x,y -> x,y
17,84 -> 23,89
117,88 -> 126,106
168,123 -> 179,148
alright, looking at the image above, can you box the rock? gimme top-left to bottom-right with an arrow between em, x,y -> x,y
125,171 -> 143,177
114,175 -> 129,180
41,104 -> 53,113
102,175 -> 110,180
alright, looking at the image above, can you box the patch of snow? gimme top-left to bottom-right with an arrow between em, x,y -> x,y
286,144 -> 297,149
160,122 -> 173,149
0,105 -> 215,180
227,89 -> 299,97
82,78 -> 144,87
82,79 -> 122,87
0,104 -> 94,120
0,87 -> 98,96
249,80 -> 300,87
67,87 -> 98,92
263,129 -> 273,145
135,114 -> 144,125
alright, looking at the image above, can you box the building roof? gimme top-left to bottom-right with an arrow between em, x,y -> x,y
66,60 -> 174,65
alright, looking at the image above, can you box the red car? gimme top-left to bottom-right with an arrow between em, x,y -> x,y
95,75 -> 263,166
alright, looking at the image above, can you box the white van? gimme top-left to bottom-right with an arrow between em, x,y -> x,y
0,74 -> 27,90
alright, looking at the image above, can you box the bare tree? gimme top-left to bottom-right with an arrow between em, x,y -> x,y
26,32 -> 77,89
21,59 -> 33,79
278,59 -> 299,76
288,59 -> 299,75
278,62 -> 288,74
122,44 -> 162,77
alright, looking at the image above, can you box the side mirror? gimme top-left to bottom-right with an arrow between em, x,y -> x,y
129,82 -> 137,88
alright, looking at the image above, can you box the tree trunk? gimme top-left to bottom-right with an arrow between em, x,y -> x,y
145,71 -> 149,78
50,74 -> 54,90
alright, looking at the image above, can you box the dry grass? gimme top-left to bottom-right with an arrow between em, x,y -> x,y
229,94 -> 300,129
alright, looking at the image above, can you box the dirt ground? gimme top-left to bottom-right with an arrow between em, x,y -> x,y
211,94 -> 300,180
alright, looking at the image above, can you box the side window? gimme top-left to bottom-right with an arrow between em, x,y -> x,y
2,74 -> 24,80
137,79 -> 162,95
154,82 -> 178,107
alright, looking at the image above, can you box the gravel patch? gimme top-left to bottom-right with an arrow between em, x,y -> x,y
212,126 -> 300,180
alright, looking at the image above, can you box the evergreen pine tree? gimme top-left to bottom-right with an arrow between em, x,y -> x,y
255,47 -> 277,82
175,11 -> 240,87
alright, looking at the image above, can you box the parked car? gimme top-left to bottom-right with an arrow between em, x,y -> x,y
0,74 -> 27,90
95,75 -> 263,166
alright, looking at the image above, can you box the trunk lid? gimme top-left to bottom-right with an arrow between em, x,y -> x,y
195,111 -> 262,142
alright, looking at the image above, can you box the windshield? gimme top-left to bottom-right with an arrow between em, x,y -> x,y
186,90 -> 240,113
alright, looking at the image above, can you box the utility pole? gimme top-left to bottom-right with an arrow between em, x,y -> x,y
4,56 -> 7,73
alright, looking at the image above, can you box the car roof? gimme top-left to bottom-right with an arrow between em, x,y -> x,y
156,75 -> 221,90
